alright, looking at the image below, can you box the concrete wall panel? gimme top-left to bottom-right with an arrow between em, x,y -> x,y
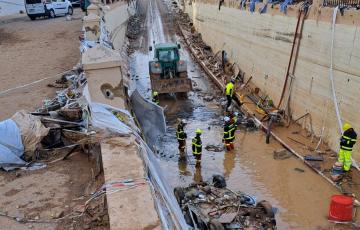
184,2 -> 360,160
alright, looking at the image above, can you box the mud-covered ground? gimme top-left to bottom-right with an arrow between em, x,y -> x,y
0,9 -> 82,120
0,151 -> 109,230
127,0 -> 359,228
0,9 -> 110,230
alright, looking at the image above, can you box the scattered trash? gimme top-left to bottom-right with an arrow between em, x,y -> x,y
304,155 -> 324,161
294,168 -> 305,173
273,148 -> 292,160
0,67 -> 92,171
203,95 -> 214,102
205,144 -> 223,152
330,162 -> 344,182
12,111 -> 50,158
213,174 -> 227,188
174,175 -> 276,229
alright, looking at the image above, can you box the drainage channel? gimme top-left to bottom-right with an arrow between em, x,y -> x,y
126,0 -> 342,228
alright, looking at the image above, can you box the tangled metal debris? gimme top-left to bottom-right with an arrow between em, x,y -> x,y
174,175 -> 277,229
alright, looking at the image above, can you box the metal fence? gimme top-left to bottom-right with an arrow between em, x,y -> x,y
323,0 -> 360,7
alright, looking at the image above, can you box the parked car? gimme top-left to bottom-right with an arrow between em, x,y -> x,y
24,0 -> 73,20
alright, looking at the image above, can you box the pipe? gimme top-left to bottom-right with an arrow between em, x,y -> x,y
329,6 -> 343,135
277,9 -> 303,109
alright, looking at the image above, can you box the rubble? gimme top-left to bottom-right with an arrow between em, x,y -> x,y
273,148 -> 292,160
205,144 -> 224,152
174,175 -> 277,229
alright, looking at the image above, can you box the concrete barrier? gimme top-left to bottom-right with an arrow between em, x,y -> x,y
183,0 -> 360,160
81,2 -> 162,229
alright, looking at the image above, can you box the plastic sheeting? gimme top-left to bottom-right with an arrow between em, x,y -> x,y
12,111 -> 49,158
130,89 -> 166,151
138,139 -> 189,230
0,119 -> 26,169
280,0 -> 292,13
90,103 -> 133,135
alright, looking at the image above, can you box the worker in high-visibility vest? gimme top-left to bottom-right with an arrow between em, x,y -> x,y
338,123 -> 357,172
192,128 -> 203,163
176,119 -> 187,154
225,79 -> 235,111
223,117 -> 235,151
152,91 -> 159,105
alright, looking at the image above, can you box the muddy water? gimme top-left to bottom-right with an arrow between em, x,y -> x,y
128,0 -> 344,228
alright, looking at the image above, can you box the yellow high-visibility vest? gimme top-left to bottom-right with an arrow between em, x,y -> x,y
226,82 -> 234,96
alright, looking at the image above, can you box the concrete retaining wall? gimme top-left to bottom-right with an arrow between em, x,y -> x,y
105,1 -> 135,50
183,0 -> 360,160
81,2 -> 161,229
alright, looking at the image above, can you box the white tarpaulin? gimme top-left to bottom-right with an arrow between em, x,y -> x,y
90,103 -> 132,134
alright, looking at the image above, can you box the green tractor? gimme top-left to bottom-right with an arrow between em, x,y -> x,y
149,43 -> 192,95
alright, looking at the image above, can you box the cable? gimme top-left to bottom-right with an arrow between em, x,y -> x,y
0,69 -> 74,97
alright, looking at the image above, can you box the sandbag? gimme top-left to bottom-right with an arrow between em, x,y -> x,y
11,111 -> 49,159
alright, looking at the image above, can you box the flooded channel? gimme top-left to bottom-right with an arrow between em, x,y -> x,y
128,0 -> 343,228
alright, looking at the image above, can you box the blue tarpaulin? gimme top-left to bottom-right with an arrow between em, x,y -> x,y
250,0 -> 256,12
280,0 -> 293,13
0,119 -> 26,169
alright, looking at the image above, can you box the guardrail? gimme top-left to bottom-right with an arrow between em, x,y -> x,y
323,0 -> 360,7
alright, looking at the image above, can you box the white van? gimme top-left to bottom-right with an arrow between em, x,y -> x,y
25,0 -> 73,20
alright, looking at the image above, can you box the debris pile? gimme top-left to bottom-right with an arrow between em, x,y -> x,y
125,14 -> 145,54
0,68 -> 97,172
126,15 -> 142,40
174,175 -> 277,229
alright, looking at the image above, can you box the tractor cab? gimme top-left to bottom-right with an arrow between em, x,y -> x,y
149,43 -> 192,94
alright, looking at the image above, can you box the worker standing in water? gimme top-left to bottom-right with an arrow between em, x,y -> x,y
152,91 -> 159,105
223,117 -> 235,151
192,128 -> 203,165
338,123 -> 357,172
176,119 -> 187,155
225,79 -> 235,111
229,111 -> 239,129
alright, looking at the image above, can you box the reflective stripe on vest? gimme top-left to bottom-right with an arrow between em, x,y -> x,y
192,138 -> 202,154
177,130 -> 185,141
341,134 -> 356,151
342,135 -> 357,143
224,125 -> 235,140
340,145 -> 353,151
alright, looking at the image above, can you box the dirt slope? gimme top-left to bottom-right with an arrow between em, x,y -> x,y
0,11 -> 82,120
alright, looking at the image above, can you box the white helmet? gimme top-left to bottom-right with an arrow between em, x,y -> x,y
224,116 -> 230,122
